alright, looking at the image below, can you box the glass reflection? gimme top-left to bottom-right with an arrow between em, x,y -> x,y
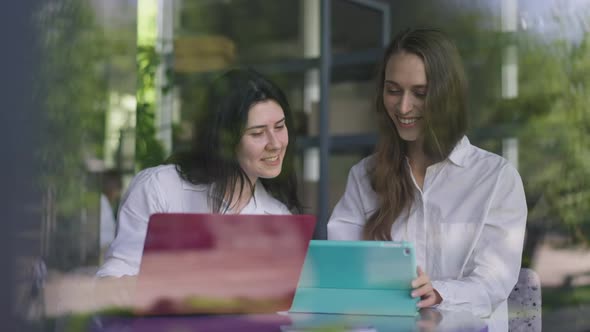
19,1 -> 590,331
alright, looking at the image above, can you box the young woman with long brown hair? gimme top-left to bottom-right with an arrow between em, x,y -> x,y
328,29 -> 527,329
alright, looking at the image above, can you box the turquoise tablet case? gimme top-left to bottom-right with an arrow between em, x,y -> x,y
290,240 -> 419,316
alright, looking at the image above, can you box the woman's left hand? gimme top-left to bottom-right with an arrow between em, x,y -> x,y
411,266 -> 442,308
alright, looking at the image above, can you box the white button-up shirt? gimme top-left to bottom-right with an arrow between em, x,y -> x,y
97,165 -> 291,278
328,137 -> 527,328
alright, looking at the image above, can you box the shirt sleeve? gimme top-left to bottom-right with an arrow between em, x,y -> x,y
99,194 -> 116,249
431,164 -> 527,317
96,170 -> 167,277
327,160 -> 373,240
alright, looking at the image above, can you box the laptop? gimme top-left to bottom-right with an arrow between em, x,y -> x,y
134,213 -> 316,316
289,240 -> 419,316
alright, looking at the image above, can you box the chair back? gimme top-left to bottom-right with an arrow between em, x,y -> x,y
508,268 -> 542,331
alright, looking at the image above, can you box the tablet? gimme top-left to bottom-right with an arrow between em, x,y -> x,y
289,240 -> 418,316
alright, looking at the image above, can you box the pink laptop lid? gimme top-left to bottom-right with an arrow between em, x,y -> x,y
135,213 -> 316,316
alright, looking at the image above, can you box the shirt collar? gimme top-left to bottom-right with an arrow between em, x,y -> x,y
187,180 -> 275,214
244,181 -> 275,214
181,179 -> 207,191
180,177 -> 276,213
447,136 -> 471,168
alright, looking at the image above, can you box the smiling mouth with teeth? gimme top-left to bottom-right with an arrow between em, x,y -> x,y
397,116 -> 421,125
262,156 -> 279,161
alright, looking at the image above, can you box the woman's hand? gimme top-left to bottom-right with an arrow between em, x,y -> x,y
411,266 -> 442,308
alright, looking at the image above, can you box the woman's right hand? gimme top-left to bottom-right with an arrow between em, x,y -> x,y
411,266 -> 442,308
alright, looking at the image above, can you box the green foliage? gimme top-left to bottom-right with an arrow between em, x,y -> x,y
437,7 -> 590,244
36,0 -> 108,269
136,45 -> 158,103
135,45 -> 166,171
135,101 -> 166,170
515,33 -> 590,243
543,285 -> 590,311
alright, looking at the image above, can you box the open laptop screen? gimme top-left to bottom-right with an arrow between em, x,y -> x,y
135,213 -> 316,316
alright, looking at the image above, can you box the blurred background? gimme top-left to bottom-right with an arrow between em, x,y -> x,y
7,0 -> 590,331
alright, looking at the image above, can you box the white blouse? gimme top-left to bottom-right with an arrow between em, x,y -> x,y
328,137 -> 527,326
97,164 -> 291,277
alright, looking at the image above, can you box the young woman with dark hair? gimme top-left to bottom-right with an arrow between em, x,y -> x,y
171,68 -> 301,214
98,68 -> 302,277
328,29 -> 527,329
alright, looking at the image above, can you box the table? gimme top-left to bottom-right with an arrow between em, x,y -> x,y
91,309 -> 487,332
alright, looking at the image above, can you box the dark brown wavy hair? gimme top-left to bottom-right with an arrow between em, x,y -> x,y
363,28 -> 467,240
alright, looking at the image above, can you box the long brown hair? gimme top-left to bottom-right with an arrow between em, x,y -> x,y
363,28 -> 467,240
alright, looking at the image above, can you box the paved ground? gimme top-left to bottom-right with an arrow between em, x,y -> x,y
543,305 -> 590,332
532,241 -> 590,331
533,243 -> 590,287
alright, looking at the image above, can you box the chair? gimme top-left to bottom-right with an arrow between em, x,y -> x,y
508,268 -> 542,331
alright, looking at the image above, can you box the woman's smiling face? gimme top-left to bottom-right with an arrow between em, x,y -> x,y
236,100 -> 288,184
383,51 -> 428,143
